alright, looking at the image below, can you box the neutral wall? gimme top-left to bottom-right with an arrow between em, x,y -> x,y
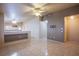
0,14 -> 4,47
22,16 -> 40,39
68,15 -> 79,41
45,5 -> 79,42
39,20 -> 47,39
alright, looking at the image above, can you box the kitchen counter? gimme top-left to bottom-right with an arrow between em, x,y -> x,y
4,31 -> 31,43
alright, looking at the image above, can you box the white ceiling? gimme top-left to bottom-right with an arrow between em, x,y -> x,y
3,3 -> 78,17
0,3 -> 78,23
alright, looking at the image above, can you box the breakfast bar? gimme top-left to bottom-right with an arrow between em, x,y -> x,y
4,31 -> 31,43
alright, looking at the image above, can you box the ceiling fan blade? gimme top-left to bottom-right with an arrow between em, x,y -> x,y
22,10 -> 35,17
21,3 -> 36,15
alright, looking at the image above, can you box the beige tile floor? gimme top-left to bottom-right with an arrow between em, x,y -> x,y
48,40 -> 79,56
0,39 -> 79,56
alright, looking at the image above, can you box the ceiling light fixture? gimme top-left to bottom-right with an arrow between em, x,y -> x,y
33,8 -> 43,16
12,20 -> 17,24
35,12 -> 41,16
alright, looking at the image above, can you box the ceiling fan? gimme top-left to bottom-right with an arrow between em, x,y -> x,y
22,3 -> 49,16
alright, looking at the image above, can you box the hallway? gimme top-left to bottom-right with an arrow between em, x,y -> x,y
0,39 -> 79,56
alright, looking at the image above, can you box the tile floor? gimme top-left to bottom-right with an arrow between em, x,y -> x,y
0,39 -> 79,56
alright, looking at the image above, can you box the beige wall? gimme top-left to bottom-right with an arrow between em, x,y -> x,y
0,13 -> 4,48
66,15 -> 79,41
64,17 -> 70,42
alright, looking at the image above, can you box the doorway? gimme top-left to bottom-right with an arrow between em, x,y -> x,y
64,14 -> 79,42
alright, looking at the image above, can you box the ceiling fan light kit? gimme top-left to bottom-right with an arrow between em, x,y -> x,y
34,12 -> 41,16
32,8 -> 44,16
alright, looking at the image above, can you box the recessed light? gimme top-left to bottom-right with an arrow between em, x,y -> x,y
70,16 -> 74,19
